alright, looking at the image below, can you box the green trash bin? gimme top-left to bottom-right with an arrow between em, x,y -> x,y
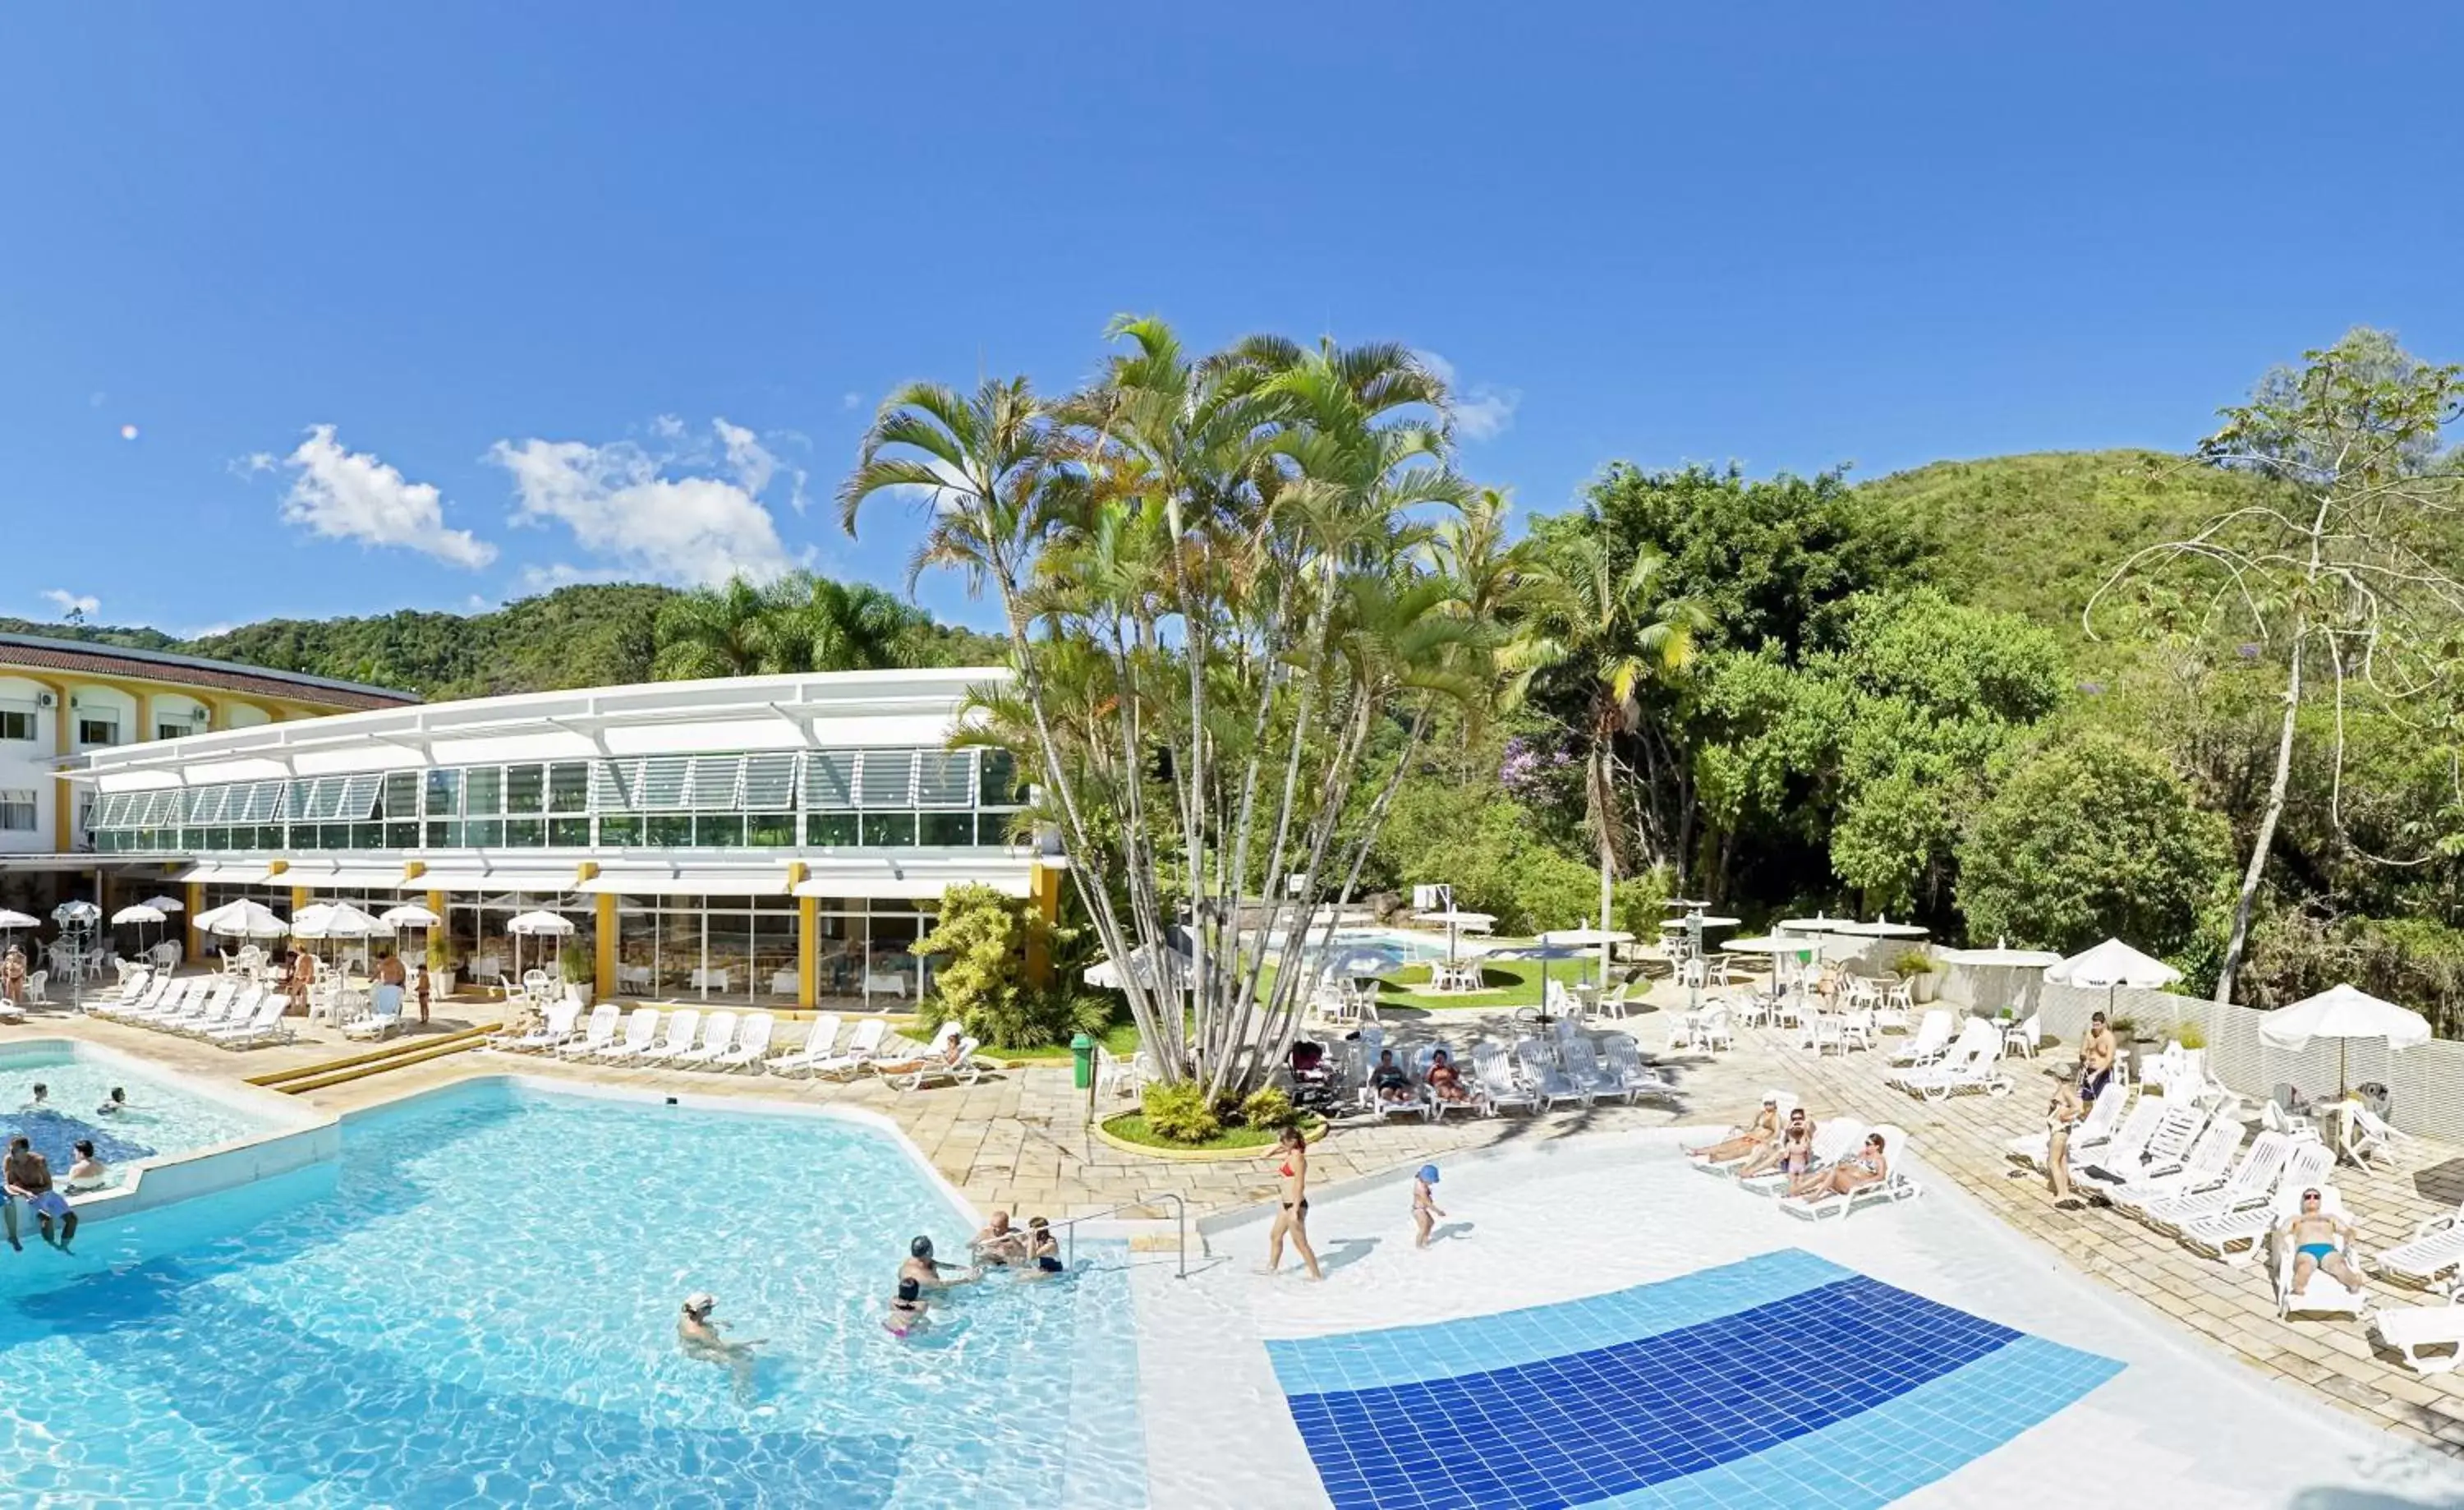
1070,1032 -> 1096,1090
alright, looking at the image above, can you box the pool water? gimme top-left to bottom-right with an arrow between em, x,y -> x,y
0,1082 -> 1145,1507
0,1043 -> 276,1190
1312,930 -> 1459,969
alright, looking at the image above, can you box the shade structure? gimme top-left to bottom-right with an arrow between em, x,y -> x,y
1777,914 -> 1847,933
1657,915 -> 1742,931
140,894 -> 185,914
292,902 -> 390,939
52,900 -> 100,928
1937,943 -> 2062,969
110,904 -> 168,927
1835,915 -> 1929,938
1413,908 -> 1496,965
507,911 -> 576,937
2047,938 -> 2181,991
2259,982 -> 2432,1098
379,903 -> 444,929
1540,925 -> 1637,989
195,900 -> 288,939
0,909 -> 37,931
1084,941 -> 1191,992
1729,933 -> 1823,992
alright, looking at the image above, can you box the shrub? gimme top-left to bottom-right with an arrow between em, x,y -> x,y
1893,948 -> 1938,977
1140,1080 -> 1221,1144
1239,1086 -> 1297,1131
968,987 -> 1115,1052
2176,1021 -> 2207,1051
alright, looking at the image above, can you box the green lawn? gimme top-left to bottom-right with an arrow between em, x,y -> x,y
981,1018 -> 1143,1062
1372,958 -> 1604,1011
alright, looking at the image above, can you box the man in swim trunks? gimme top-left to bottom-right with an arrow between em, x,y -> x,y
2,1135 -> 75,1251
64,1139 -> 108,1194
2278,1188 -> 2363,1296
970,1210 -> 1026,1267
678,1292 -> 762,1402
902,1235 -> 981,1291
2078,1011 -> 2116,1106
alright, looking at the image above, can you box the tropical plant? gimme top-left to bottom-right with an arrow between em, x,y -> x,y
758,573 -> 932,671
843,320 -> 1506,1095
1138,1080 -> 1221,1143
650,577 -> 776,679
2090,329 -> 2464,1001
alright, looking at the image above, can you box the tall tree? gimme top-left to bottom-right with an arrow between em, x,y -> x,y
2089,328 -> 2464,1002
650,577 -> 777,679
761,572 -> 931,671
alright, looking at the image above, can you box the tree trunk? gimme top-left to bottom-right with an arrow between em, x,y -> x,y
1597,814 -> 1616,983
2215,620 -> 2304,1005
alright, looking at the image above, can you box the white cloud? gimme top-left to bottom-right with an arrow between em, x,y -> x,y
490,425 -> 802,588
183,621 -> 239,639
517,561 -> 635,592
649,413 -> 687,441
41,589 -> 99,619
842,391 -> 864,411
119,424 -> 140,441
270,425 -> 499,569
1456,386 -> 1521,442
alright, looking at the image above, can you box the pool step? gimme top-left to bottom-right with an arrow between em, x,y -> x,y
247,1024 -> 498,1095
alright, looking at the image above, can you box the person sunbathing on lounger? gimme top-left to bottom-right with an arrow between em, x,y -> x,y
1423,1049 -> 1471,1107
1738,1108 -> 1814,1180
1370,1050 -> 1415,1107
874,1033 -> 967,1079
2279,1188 -> 2364,1296
1788,1132 -> 1888,1201
1686,1096 -> 1781,1164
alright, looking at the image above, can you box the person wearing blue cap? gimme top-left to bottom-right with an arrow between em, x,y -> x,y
1412,1165 -> 1447,1249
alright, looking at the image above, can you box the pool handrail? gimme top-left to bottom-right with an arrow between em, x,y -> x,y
1057,1193 -> 1188,1280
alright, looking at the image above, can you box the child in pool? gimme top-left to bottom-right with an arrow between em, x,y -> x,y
885,1277 -> 931,1337
1413,1164 -> 1447,1249
1018,1216 -> 1063,1279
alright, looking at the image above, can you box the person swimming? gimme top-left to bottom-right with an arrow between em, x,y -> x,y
63,1139 -> 108,1194
677,1292 -> 764,1404
95,1087 -> 127,1117
1020,1216 -> 1063,1278
901,1235 -> 981,1291
885,1276 -> 931,1336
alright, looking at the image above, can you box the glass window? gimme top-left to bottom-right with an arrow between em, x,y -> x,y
0,791 -> 34,831
805,813 -> 857,847
385,820 -> 418,849
741,753 -> 798,810
637,757 -> 691,811
804,751 -> 857,810
465,818 -> 504,847
857,750 -> 914,808
381,771 -> 420,819
503,818 -> 545,847
687,756 -> 743,810
350,821 -> 384,849
548,762 -> 590,813
977,812 -> 1018,846
505,764 -> 545,814
156,723 -> 186,741
919,812 -> 973,846
745,813 -> 796,847
864,812 -> 918,847
0,709 -> 34,741
465,767 -> 503,817
979,748 -> 1021,805
915,751 -> 973,808
647,814 -> 694,848
696,814 -> 745,847
76,717 -> 119,746
255,824 -> 286,849
426,819 -> 464,848
549,817 -> 591,847
598,815 -> 641,846
425,768 -> 462,819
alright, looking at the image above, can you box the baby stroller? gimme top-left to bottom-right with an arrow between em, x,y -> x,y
1287,1038 -> 1344,1116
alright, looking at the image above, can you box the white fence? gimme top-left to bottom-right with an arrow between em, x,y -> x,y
1933,962 -> 2464,1145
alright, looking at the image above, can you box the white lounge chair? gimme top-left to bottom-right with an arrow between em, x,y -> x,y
2076,1101 -> 2208,1189
2375,1296 -> 2464,1374
811,1017 -> 890,1078
2103,1116 -> 2243,1215
1561,1038 -> 1632,1105
1471,1043 -> 1538,1115
96,974 -> 167,1020
595,1007 -> 663,1062
885,1034 -> 984,1092
710,1012 -> 775,1072
2373,1200 -> 2464,1290
1888,1010 -> 1955,1067
556,1003 -> 623,1058
168,982 -> 238,1036
120,976 -> 191,1024
2178,1142 -> 2335,1264
2002,1012 -> 2042,1058
2138,1130 -> 2298,1232
1782,1123 -> 1919,1219
638,1008 -> 706,1065
1893,1021 -> 2011,1100
2006,1084 -> 2131,1170
674,1011 -> 740,1067
211,992 -> 294,1049
2273,1185 -> 2370,1320
191,986 -> 267,1040
766,1014 -> 843,1076
1688,1089 -> 1800,1172
1514,1038 -> 1589,1110
1360,1047 -> 1432,1121
1740,1116 -> 1868,1198
507,1000 -> 582,1054
1599,1034 -> 1676,1101
2345,1103 -> 2413,1172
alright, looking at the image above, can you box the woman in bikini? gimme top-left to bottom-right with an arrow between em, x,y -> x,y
1424,1049 -> 1471,1107
1739,1107 -> 1814,1181
1687,1097 -> 1781,1165
1264,1125 -> 1323,1280
1789,1131 -> 1889,1201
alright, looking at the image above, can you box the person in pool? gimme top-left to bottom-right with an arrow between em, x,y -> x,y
885,1277 -> 931,1336
1019,1216 -> 1064,1278
1264,1125 -> 1323,1281
95,1087 -> 127,1117
2,1135 -> 75,1252
1737,1107 -> 1814,1181
2278,1188 -> 2363,1296
970,1210 -> 1027,1267
677,1292 -> 764,1402
1412,1165 -> 1447,1249
21,1083 -> 47,1112
63,1139 -> 108,1194
901,1236 -> 981,1291
1686,1096 -> 1781,1166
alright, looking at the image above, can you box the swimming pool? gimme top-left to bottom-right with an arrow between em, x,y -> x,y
0,1080 -> 1145,1507
0,1042 -> 280,1190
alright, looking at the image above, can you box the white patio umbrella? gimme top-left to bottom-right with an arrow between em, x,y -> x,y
2047,937 -> 2182,1025
1728,933 -> 1824,992
1657,914 -> 1743,931
2259,983 -> 2431,1098
141,894 -> 186,914
1776,913 -> 1847,934
507,909 -> 577,986
1411,908 -> 1496,964
0,909 -> 37,957
195,899 -> 290,941
1835,915 -> 1930,938
112,902 -> 168,955
1538,925 -> 1635,989
1084,941 -> 1191,992
293,902 -> 391,974
1937,939 -> 2062,1015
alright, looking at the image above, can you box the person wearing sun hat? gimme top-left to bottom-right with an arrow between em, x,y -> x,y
1412,1164 -> 1447,1249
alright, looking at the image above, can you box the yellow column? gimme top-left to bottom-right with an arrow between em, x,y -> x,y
594,894 -> 617,1006
1027,862 -> 1064,987
39,679 -> 71,852
788,864 -> 816,1010
136,690 -> 154,744
184,881 -> 204,960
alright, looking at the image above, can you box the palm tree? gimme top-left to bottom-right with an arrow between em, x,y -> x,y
760,572 -> 931,672
650,578 -> 775,679
1532,528 -> 1701,981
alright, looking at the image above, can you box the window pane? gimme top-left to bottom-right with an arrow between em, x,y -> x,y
638,756 -> 691,811
687,756 -> 744,810
745,813 -> 795,847
977,812 -> 1020,846
979,748 -> 1018,805
598,815 -> 642,845
591,758 -> 641,813
741,753 -> 798,810
382,771 -> 420,820
350,822 -> 383,849
548,817 -> 591,847
920,812 -> 972,846
695,814 -> 745,846
548,762 -> 590,813
339,773 -> 384,819
805,812 -> 857,847
426,820 -> 463,848
425,769 -> 462,818
802,751 -> 857,809
255,825 -> 286,849
385,821 -> 418,848
466,818 -> 504,847
647,814 -> 693,847
857,750 -> 914,808
915,751 -> 973,808
284,780 -> 315,821
864,812 -> 917,847
503,818 -> 545,847
505,765 -> 545,814
465,767 -> 504,816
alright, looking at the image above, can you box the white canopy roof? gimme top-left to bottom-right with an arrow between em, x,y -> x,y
140,894 -> 186,913
405,869 -> 580,895
195,899 -> 288,938
1413,909 -> 1497,930
793,872 -> 1031,900
2048,938 -> 2182,991
1834,916 -> 1929,937
0,909 -> 37,930
580,867 -> 794,897
1538,927 -> 1634,947
2258,983 -> 2432,1052
292,901 -> 391,938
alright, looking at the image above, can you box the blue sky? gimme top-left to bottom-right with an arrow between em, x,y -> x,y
2,3 -> 2458,637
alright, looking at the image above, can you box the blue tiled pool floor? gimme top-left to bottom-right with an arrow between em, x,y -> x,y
1267,1250 -> 2121,1510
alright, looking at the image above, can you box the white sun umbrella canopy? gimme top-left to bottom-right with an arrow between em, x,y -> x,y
379,903 -> 443,929
1084,941 -> 1191,992
503,909 -> 577,988
291,902 -> 390,939
0,909 -> 37,932
1413,908 -> 1496,964
1729,933 -> 1823,989
110,903 -> 167,927
1538,925 -> 1634,986
1835,915 -> 1929,938
196,899 -> 288,940
2260,983 -> 2432,1098
141,894 -> 185,914
1937,940 -> 2062,1015
2047,937 -> 2183,1027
